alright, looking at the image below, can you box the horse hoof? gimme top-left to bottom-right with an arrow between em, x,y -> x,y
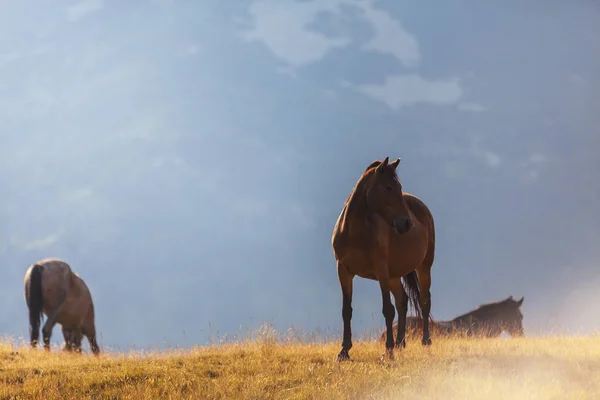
337,350 -> 350,362
395,339 -> 406,349
381,351 -> 394,361
422,337 -> 432,346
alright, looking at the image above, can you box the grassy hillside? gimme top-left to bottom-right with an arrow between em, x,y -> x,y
1,332 -> 599,399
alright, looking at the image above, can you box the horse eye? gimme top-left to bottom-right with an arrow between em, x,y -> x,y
384,186 -> 393,192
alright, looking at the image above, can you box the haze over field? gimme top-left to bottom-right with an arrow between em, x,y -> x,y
1,1 -> 599,350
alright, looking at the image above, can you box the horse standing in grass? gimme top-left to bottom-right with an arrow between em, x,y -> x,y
332,157 -> 436,361
381,296 -> 525,341
24,258 -> 100,355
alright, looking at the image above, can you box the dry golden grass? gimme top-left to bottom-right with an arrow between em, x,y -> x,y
1,330 -> 600,399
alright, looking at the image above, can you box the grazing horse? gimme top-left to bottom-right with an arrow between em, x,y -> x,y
24,258 -> 100,355
380,296 -> 525,341
332,157 -> 436,361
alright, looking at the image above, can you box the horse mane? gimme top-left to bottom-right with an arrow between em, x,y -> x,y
365,160 -> 382,171
338,162 -> 380,233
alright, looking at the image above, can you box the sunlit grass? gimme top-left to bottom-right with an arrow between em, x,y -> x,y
1,327 -> 599,399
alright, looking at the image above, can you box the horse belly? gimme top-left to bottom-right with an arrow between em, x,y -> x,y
57,297 -> 85,326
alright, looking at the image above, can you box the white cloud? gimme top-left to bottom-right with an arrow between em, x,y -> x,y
241,0 -> 419,68
242,0 -> 350,67
66,0 -> 104,22
353,0 -> 420,67
520,153 -> 546,182
348,74 -> 462,110
468,134 -> 501,169
458,102 -> 488,112
482,150 -> 501,168
241,0 -> 473,112
20,228 -> 66,251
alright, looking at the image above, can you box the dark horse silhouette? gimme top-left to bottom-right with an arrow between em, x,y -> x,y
332,157 -> 436,361
380,296 -> 525,342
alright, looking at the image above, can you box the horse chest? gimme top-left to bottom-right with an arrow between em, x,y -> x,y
389,227 -> 428,264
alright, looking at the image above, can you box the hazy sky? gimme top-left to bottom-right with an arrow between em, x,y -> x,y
1,0 -> 599,350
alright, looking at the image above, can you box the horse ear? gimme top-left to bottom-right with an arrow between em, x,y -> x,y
389,158 -> 401,171
516,297 -> 524,307
376,157 -> 389,173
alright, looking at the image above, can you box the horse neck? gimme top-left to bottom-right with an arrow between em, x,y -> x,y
340,178 -> 371,235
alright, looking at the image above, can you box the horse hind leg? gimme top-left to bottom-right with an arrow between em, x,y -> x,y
41,292 -> 67,351
390,279 -> 408,349
416,267 -> 432,346
336,262 -> 354,362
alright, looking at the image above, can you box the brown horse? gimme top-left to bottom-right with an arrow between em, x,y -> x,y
24,258 -> 100,355
380,296 -> 525,341
332,157 -> 436,361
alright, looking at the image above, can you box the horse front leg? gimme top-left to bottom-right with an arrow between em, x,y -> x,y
390,279 -> 408,349
337,263 -> 354,362
373,242 -> 395,359
61,326 -> 74,352
379,280 -> 396,360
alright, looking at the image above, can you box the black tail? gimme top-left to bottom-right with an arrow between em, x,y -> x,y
27,264 -> 44,346
401,271 -> 422,320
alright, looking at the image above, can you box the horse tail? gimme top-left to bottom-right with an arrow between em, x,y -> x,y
27,264 -> 44,342
401,271 -> 422,320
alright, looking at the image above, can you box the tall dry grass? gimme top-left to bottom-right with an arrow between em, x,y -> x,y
1,327 -> 599,399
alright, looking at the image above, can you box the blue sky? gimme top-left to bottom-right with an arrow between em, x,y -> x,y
1,0 -> 599,350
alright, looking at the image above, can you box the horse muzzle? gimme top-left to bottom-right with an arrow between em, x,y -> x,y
393,216 -> 412,234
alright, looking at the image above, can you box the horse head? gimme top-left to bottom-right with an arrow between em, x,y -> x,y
362,157 -> 412,234
501,296 -> 525,337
